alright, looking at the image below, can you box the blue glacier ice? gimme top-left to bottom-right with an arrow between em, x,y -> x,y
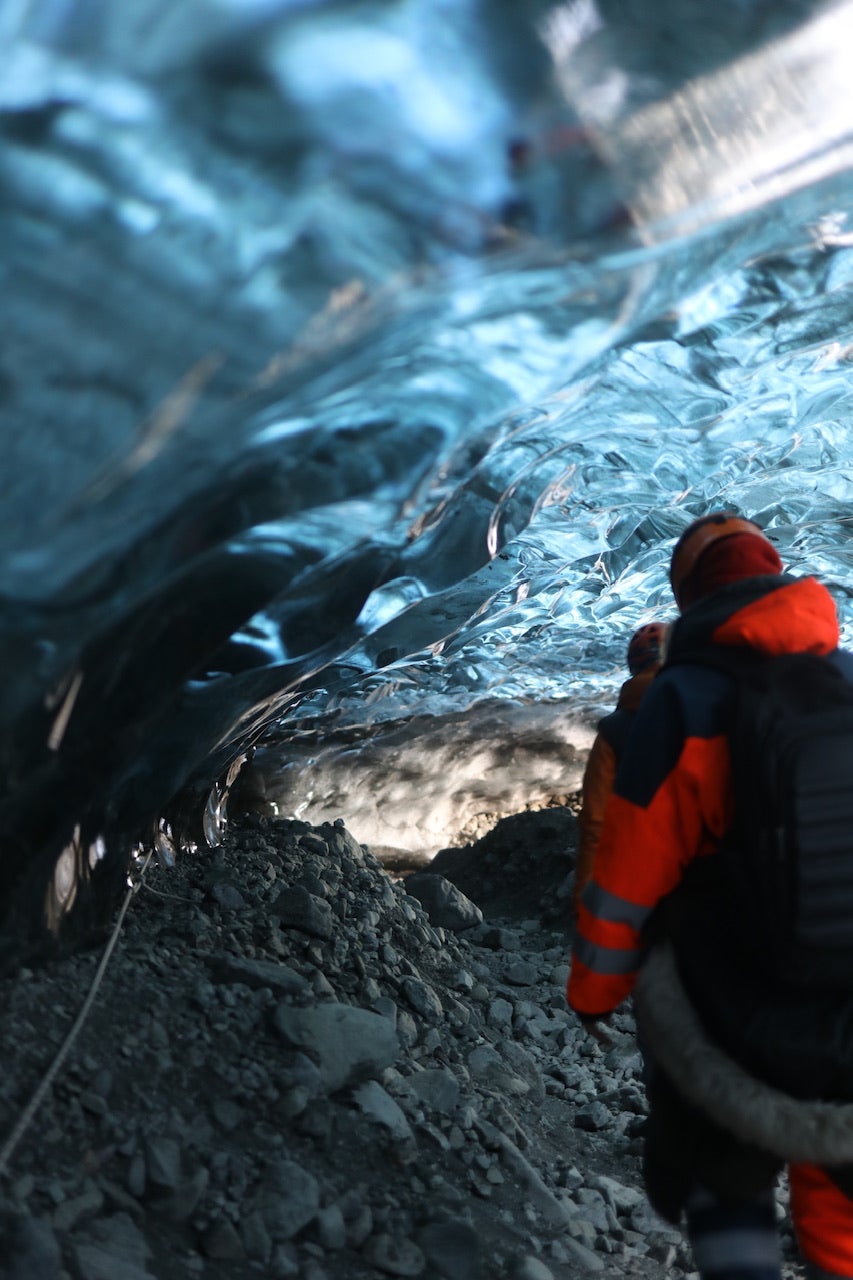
2,0 -> 853,947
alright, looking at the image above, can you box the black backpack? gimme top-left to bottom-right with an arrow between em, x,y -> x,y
675,647 -> 853,988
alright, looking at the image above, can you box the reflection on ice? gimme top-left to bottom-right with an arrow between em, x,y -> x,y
256,700 -> 594,863
565,0 -> 853,238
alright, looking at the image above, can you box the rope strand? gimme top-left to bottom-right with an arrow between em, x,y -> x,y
0,850 -> 152,1179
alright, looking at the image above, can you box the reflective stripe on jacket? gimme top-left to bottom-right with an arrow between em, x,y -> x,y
574,667 -> 658,908
790,1164 -> 853,1274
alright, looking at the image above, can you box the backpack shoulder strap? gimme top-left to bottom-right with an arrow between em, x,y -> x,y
664,643 -> 764,682
667,644 -> 847,689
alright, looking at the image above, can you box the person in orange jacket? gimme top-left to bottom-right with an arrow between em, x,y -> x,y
568,512 -> 853,1280
574,622 -> 668,911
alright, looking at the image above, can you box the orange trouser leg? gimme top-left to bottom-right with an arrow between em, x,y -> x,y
790,1162 -> 853,1277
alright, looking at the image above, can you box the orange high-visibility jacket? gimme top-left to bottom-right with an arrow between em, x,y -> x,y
568,573 -> 843,1018
575,667 -> 658,908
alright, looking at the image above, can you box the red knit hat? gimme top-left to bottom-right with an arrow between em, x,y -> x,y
627,622 -> 667,675
670,512 -> 783,609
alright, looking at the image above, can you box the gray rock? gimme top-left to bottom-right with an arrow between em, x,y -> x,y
127,1153 -> 146,1199
573,1187 -> 609,1232
98,1177 -> 145,1222
212,1098 -> 245,1131
561,1235 -> 606,1271
52,1183 -> 104,1231
290,1050 -> 323,1095
271,1241 -> 301,1277
630,1198 -> 683,1242
500,1040 -> 545,1102
473,926 -> 521,952
296,871 -> 329,899
354,1080 -> 413,1140
406,1068 -> 460,1114
402,873 -> 483,931
273,1001 -> 399,1092
10,1173 -> 35,1202
574,1101 -> 611,1132
70,1214 -> 154,1280
208,955 -> 310,996
568,1214 -> 598,1248
240,1209 -> 273,1263
396,1010 -> 419,1049
303,1259 -> 331,1280
299,833 -> 329,857
5,1215 -> 63,1280
253,1158 -> 320,1240
159,1169 -> 210,1224
487,997 -> 513,1028
400,976 -> 444,1022
142,1136 -> 181,1190
327,826 -> 366,866
147,1020 -> 169,1050
201,1219 -> 245,1260
475,1119 -> 575,1229
79,1089 -> 109,1116
71,1242 -> 154,1280
314,1203 -> 347,1250
272,885 -> 334,938
467,1044 -> 525,1094
366,1232 -> 426,1276
311,969 -> 336,998
513,1257 -> 554,1280
210,883 -> 247,911
503,959 -> 540,987
595,1173 -> 645,1214
340,1191 -> 373,1248
373,995 -> 398,1025
417,1219 -> 481,1280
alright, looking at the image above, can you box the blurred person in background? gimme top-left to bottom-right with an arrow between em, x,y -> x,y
574,621 -> 668,912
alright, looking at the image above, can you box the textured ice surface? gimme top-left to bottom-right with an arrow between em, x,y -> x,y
2,0 -> 853,893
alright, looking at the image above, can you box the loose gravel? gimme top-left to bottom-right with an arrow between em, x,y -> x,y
0,806 -> 805,1279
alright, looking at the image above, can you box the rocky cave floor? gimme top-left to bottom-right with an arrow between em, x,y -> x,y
0,801 -> 806,1280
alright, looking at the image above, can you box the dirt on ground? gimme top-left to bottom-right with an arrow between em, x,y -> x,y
0,803 -> 803,1280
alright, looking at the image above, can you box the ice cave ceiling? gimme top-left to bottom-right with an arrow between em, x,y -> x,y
2,0 -> 853,944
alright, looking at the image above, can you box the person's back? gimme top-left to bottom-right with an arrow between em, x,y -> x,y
568,512 -> 853,1280
574,622 -> 666,909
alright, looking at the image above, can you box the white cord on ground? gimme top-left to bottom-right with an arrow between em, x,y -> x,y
0,850 -> 153,1179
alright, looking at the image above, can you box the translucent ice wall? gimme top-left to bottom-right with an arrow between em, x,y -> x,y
2,0 -> 853,942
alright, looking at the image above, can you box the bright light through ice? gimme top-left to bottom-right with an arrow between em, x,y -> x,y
357,578 -> 427,632
279,26 -> 477,149
608,0 -> 853,236
539,0 -> 603,62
